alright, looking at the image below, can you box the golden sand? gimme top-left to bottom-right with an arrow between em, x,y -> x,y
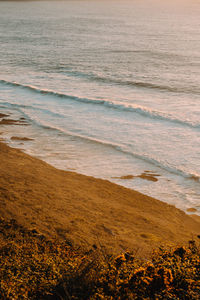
0,141 -> 199,256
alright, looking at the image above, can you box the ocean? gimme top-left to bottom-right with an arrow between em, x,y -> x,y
0,0 -> 199,214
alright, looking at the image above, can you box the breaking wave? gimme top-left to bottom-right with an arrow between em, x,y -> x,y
0,79 -> 199,129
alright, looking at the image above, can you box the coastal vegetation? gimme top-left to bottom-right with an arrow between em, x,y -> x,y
0,217 -> 200,299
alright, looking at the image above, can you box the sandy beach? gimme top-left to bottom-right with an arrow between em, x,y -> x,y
0,135 -> 199,257
1,2 -> 200,297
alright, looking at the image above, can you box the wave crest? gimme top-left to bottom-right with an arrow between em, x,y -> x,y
0,79 -> 199,129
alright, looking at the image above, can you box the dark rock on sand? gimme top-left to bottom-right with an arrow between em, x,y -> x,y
11,136 -> 34,141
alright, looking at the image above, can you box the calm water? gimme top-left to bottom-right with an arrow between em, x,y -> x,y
0,0 -> 200,214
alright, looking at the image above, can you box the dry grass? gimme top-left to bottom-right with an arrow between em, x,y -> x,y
0,217 -> 200,299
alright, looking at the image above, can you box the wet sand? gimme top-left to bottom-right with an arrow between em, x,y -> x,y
0,118 -> 29,126
10,136 -> 34,141
113,171 -> 160,182
0,140 -> 199,256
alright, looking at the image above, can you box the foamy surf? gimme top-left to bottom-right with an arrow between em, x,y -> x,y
1,79 -> 200,129
1,99 -> 200,185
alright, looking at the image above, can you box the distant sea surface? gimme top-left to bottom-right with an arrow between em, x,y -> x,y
0,0 -> 199,214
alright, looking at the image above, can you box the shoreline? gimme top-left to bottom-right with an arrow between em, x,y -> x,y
0,140 -> 199,257
1,110 -> 199,216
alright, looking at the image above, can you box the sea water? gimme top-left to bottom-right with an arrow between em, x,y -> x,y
0,0 -> 199,214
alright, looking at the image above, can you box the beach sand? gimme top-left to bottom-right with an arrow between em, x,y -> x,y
0,139 -> 199,257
